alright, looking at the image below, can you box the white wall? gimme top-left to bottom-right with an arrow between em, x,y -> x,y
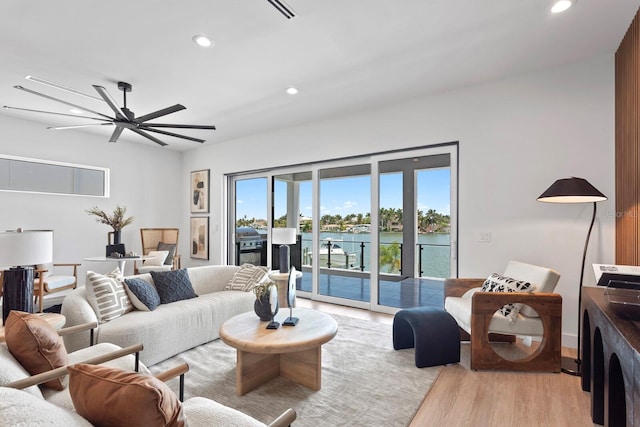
0,115 -> 182,282
182,54 -> 615,347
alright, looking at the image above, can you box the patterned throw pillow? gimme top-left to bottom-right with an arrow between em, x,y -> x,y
124,278 -> 161,311
85,268 -> 133,323
225,264 -> 269,291
150,269 -> 198,304
481,273 -> 536,323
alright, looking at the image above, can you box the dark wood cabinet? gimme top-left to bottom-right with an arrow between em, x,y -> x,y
582,287 -> 640,426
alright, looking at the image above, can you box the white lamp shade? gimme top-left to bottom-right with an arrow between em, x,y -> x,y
272,228 -> 297,245
0,230 -> 53,266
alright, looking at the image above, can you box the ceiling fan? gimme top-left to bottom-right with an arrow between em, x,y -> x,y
3,76 -> 216,147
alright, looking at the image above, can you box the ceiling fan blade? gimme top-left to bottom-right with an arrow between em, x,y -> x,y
109,126 -> 125,143
138,123 -> 216,130
3,105 -> 111,121
25,76 -> 103,101
140,126 -> 205,143
134,104 -> 186,123
130,128 -> 168,147
92,85 -> 128,120
13,85 -> 114,120
48,123 -> 114,130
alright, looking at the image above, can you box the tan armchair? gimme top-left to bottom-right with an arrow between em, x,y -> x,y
34,263 -> 80,313
134,228 -> 181,275
444,260 -> 562,372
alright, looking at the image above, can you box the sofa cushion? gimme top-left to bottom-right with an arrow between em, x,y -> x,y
85,268 -> 133,323
4,311 -> 68,390
481,273 -> 535,323
157,242 -> 177,265
144,250 -> 170,267
0,344 -> 43,398
183,396 -> 266,427
68,364 -> 185,427
225,263 -> 269,291
42,275 -> 77,290
0,386 -> 92,427
151,269 -> 198,304
124,277 -> 161,311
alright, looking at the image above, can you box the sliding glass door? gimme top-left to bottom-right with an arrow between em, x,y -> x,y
227,144 -> 457,314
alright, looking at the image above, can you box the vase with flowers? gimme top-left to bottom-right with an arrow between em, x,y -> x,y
252,280 -> 279,321
86,205 -> 134,245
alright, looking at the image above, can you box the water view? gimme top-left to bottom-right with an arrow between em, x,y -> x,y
300,231 -> 451,279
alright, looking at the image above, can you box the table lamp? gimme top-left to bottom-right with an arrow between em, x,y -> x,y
0,229 -> 53,324
272,228 -> 297,274
537,177 -> 607,376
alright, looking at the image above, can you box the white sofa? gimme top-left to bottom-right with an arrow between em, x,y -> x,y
62,265 -> 256,366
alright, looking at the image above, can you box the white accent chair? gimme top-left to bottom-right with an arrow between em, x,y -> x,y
444,260 -> 563,372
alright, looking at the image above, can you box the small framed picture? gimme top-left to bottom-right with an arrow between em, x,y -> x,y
190,169 -> 210,214
190,217 -> 209,260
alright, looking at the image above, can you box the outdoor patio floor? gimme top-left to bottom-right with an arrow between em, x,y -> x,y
298,272 -> 444,309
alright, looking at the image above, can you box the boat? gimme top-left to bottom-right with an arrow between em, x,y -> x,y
308,240 -> 358,269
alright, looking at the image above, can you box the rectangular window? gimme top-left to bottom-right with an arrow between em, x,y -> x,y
0,155 -> 109,197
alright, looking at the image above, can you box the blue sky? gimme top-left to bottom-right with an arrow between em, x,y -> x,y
235,167 -> 450,221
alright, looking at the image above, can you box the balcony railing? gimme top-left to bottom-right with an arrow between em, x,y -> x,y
300,237 -> 450,279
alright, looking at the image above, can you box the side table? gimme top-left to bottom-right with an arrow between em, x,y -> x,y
0,312 -> 66,342
269,269 -> 303,309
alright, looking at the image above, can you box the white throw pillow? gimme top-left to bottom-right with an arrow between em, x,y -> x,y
85,268 -> 133,323
225,264 -> 269,291
143,250 -> 170,267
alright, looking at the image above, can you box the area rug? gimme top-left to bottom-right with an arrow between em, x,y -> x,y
150,314 -> 440,426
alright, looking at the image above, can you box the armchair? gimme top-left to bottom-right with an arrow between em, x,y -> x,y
444,260 -> 562,372
34,262 -> 80,313
134,228 -> 181,275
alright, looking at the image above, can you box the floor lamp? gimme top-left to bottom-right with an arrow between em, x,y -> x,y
0,229 -> 53,324
537,177 -> 607,376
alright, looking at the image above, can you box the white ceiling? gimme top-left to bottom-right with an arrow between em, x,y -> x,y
1,0 -> 638,151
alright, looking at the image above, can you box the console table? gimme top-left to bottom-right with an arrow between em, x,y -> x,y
582,287 -> 640,426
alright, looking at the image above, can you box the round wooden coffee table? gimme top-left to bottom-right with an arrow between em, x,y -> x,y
219,308 -> 338,395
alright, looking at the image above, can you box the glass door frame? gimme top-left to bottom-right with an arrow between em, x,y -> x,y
370,144 -> 458,314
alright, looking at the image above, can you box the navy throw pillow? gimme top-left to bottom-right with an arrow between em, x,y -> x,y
124,278 -> 161,311
150,269 -> 198,304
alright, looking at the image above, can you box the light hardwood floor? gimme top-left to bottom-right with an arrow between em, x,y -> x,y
297,298 -> 596,427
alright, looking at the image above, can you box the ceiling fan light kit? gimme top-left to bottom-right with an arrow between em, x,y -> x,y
4,77 -> 216,147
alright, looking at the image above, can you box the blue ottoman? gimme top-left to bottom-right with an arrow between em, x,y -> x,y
393,307 -> 460,368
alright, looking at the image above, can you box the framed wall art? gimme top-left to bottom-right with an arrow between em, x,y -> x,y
190,169 -> 210,214
190,217 -> 209,260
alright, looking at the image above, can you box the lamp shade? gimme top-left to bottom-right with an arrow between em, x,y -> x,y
0,230 -> 53,266
272,228 -> 297,245
537,177 -> 607,204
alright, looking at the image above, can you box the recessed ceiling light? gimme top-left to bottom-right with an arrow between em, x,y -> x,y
551,0 -> 575,14
192,35 -> 212,48
286,87 -> 299,95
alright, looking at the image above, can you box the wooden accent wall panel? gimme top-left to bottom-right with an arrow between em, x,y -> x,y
616,9 -> 640,265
